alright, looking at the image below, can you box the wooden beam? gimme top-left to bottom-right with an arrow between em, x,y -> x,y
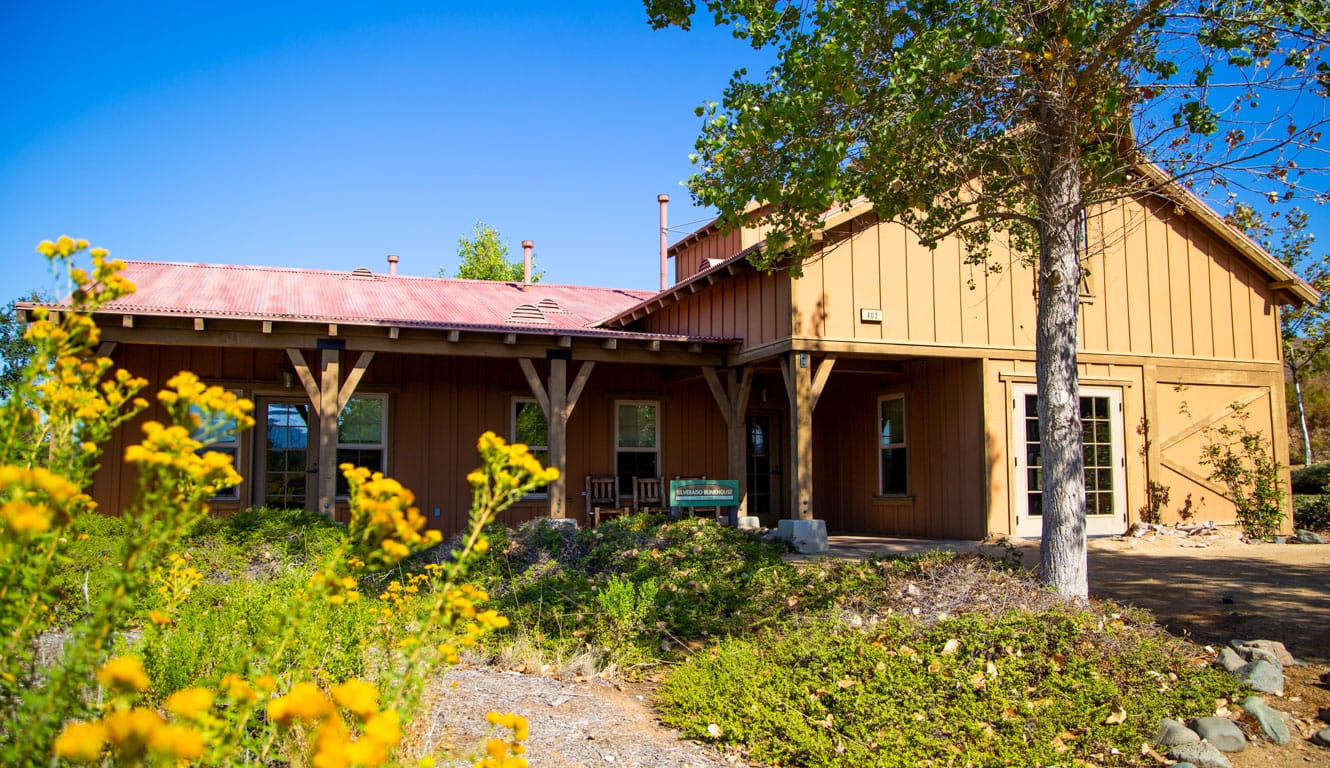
317,349 -> 341,518
516,358 -> 550,416
327,323 -> 338,336
701,366 -> 732,424
809,355 -> 837,411
335,352 -> 376,411
122,315 -> 134,328
781,353 -> 814,520
285,349 -> 322,405
547,358 -> 568,519
388,326 -> 400,340
558,335 -> 572,348
447,330 -> 461,342
565,361 -> 596,419
194,318 -> 205,331
1158,389 -> 1267,453
601,338 -> 617,350
95,342 -> 116,358
726,366 -> 753,519
261,320 -> 272,334
504,333 -> 517,345
648,340 -> 661,352
98,324 -> 735,367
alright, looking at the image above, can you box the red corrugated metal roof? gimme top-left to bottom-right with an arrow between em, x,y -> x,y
92,261 -> 663,333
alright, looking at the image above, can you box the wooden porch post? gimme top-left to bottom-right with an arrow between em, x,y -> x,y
286,348 -> 375,520
318,351 -> 340,517
518,357 -> 596,519
780,353 -> 836,520
702,365 -> 753,519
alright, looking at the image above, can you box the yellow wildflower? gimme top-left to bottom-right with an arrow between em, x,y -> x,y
53,720 -> 107,762
362,709 -> 402,747
331,679 -> 379,720
268,681 -> 334,724
1,500 -> 51,534
221,673 -> 257,702
164,686 -> 214,719
96,655 -> 150,693
147,723 -> 205,760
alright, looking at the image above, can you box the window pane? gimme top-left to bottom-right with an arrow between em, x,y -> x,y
879,398 -> 905,446
617,405 -> 657,448
339,397 -> 383,444
881,447 -> 907,494
336,448 -> 384,496
616,451 -> 658,490
514,401 -> 549,448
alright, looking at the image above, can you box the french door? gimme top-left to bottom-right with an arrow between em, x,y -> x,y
256,398 -> 314,511
1012,384 -> 1126,537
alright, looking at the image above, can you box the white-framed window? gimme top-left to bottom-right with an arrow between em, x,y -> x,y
1012,383 -> 1125,537
511,397 -> 549,498
878,394 -> 907,496
615,401 -> 659,495
336,394 -> 387,498
192,389 -> 243,501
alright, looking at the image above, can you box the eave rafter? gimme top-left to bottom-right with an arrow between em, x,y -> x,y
91,312 -> 737,367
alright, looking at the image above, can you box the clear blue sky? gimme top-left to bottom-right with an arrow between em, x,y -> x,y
1,1 -> 769,300
2,2 -> 1324,306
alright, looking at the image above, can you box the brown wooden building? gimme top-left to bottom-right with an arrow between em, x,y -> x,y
48,173 -> 1316,539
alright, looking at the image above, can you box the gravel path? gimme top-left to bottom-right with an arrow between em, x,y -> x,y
413,667 -> 737,767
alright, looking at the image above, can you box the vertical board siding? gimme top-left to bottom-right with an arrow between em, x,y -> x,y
813,359 -> 985,538
762,193 -> 1283,363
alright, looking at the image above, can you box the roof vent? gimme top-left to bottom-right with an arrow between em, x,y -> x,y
507,304 -> 551,324
350,267 -> 376,278
697,258 -> 725,275
536,298 -> 565,314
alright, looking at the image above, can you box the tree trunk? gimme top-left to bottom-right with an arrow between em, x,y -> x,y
1292,366 -> 1312,465
1035,104 -> 1089,599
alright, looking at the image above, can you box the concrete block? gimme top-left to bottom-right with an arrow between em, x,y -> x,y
545,517 -> 579,530
736,516 -> 761,530
777,519 -> 828,554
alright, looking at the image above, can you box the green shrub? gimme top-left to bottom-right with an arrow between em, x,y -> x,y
1289,461 -> 1330,494
1293,494 -> 1330,531
659,612 -> 1240,767
1199,404 -> 1285,539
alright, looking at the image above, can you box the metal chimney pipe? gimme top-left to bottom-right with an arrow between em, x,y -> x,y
521,240 -> 533,286
387,254 -> 399,276
658,194 -> 669,291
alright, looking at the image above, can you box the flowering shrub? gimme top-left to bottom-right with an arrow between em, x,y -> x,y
0,239 -> 549,766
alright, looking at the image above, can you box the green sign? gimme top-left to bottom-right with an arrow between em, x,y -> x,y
669,479 -> 739,507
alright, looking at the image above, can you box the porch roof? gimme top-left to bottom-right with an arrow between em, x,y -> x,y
28,260 -> 738,346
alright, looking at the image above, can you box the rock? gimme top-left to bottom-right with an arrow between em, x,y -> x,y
1294,529 -> 1327,544
1240,696 -> 1290,745
1192,717 -> 1247,752
1215,647 -> 1246,673
776,519 -> 828,554
1167,742 -> 1232,768
1235,659 -> 1284,694
1320,669 -> 1330,685
1272,535 -> 1286,544
1154,718 -> 1201,746
1231,638 -> 1298,667
1313,728 -> 1330,748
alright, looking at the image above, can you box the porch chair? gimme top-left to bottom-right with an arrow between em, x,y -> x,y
632,476 -> 668,515
585,475 -> 622,526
